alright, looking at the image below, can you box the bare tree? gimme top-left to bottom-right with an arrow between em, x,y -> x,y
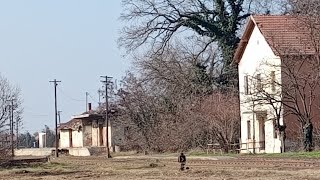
0,74 -> 23,159
116,42 -> 241,153
201,91 -> 240,152
120,0 -> 253,86
289,0 -> 320,15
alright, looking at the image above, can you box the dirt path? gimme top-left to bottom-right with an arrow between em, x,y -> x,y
1,155 -> 320,180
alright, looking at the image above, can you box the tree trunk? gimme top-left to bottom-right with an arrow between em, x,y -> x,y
303,122 -> 313,152
280,128 -> 286,153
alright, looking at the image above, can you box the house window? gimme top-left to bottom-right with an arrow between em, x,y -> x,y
271,71 -> 275,92
256,74 -> 262,91
244,75 -> 249,95
247,120 -> 251,140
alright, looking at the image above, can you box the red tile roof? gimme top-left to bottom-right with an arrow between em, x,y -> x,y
234,15 -> 319,63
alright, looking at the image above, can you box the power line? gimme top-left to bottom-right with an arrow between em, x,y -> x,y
88,93 -> 98,103
24,111 -> 49,117
57,86 -> 85,102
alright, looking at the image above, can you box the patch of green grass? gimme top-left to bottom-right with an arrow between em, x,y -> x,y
260,151 -> 320,158
188,150 -> 320,159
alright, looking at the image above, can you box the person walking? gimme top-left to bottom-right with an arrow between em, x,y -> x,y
178,152 -> 186,170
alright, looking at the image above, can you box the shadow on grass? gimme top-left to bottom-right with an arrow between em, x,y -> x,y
118,163 -> 166,170
13,169 -> 81,177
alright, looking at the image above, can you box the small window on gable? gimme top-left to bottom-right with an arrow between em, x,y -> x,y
271,71 -> 276,92
244,75 -> 249,95
256,74 -> 262,91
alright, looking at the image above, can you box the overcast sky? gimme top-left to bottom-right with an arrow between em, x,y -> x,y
0,1 -> 129,134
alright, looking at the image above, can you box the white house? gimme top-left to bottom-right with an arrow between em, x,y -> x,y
233,15 -> 318,153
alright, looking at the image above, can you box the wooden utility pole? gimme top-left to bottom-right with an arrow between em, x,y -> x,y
16,116 -> 20,149
7,99 -> 15,157
50,79 -> 61,158
100,76 -> 112,158
11,100 -> 14,156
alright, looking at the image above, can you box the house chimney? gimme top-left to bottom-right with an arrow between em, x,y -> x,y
88,103 -> 92,111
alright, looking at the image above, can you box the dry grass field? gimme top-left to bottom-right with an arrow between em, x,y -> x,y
2,153 -> 320,180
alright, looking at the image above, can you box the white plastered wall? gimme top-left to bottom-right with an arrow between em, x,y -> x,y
238,24 -> 283,153
72,130 -> 83,147
60,130 -> 70,148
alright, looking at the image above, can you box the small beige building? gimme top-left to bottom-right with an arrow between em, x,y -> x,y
58,112 -> 125,151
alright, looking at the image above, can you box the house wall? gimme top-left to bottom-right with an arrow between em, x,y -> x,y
83,124 -> 92,146
238,25 -> 282,153
60,130 -> 70,148
281,56 -> 320,150
90,119 -> 112,148
59,129 -> 83,148
91,120 -> 99,147
103,124 -> 112,148
72,130 -> 83,147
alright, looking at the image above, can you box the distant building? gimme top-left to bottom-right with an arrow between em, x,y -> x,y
58,107 -> 125,152
38,133 -> 46,148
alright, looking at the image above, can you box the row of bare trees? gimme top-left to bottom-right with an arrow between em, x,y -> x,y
0,74 -> 23,159
114,46 -> 240,152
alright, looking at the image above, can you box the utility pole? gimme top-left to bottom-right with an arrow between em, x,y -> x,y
16,116 -> 20,149
50,79 -> 61,158
85,92 -> 89,112
100,76 -> 112,158
98,89 -> 104,108
7,99 -> 15,157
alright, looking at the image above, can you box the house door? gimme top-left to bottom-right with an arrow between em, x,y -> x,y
99,124 -> 104,146
69,129 -> 73,147
258,114 -> 266,150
